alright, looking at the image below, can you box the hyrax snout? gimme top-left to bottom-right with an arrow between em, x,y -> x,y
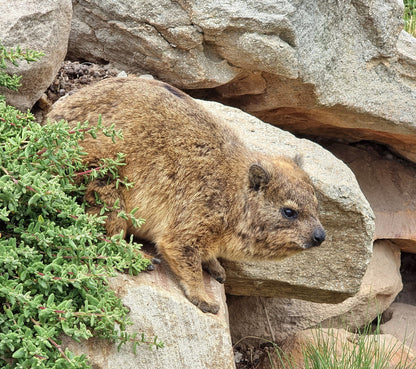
47,76 -> 325,314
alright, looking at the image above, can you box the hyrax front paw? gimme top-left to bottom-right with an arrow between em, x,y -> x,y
188,295 -> 220,314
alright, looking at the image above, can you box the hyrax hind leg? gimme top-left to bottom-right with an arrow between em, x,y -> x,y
157,237 -> 220,314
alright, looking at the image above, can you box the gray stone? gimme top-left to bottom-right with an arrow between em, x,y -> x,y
198,100 -> 374,303
67,0 -> 416,162
381,303 -> 416,351
397,30 -> 416,79
0,0 -> 72,110
62,262 -> 235,369
228,240 -> 402,346
68,0 -> 238,88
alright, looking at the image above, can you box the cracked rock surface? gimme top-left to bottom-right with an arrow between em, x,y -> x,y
68,0 -> 416,163
0,0 -> 72,110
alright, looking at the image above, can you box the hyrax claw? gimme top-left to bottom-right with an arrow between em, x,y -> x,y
48,76 -> 325,314
203,258 -> 226,284
215,276 -> 225,284
189,296 -> 220,315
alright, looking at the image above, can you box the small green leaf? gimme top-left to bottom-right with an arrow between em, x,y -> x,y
34,325 -> 46,336
47,293 -> 55,306
5,309 -> 13,319
38,279 -> 48,289
12,347 -> 25,359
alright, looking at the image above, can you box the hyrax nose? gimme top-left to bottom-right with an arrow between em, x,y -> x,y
311,227 -> 326,247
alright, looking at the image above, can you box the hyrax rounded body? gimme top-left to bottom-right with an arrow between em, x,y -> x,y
48,77 -> 325,314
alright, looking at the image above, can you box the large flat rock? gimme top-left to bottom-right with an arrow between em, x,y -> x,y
62,262 -> 235,369
228,240 -> 402,346
68,1 -> 416,162
199,100 -> 375,303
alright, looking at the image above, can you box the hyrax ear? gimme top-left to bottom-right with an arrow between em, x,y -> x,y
248,164 -> 270,191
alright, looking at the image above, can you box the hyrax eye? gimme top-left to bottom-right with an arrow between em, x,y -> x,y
281,208 -> 298,219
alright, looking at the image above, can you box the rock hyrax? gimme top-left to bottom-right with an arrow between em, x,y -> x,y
47,76 -> 326,314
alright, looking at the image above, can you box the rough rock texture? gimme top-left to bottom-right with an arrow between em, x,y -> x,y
68,0 -> 416,162
228,240 -> 402,346
260,329 -> 416,369
68,0 -> 238,88
198,100 -> 374,303
381,303 -> 416,351
319,141 -> 416,253
62,262 -> 235,369
0,0 -> 72,110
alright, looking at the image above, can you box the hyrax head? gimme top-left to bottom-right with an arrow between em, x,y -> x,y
242,156 -> 325,260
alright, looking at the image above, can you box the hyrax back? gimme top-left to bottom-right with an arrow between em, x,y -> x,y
47,76 -> 325,314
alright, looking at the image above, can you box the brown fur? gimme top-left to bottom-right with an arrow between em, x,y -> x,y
47,77 -> 325,314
